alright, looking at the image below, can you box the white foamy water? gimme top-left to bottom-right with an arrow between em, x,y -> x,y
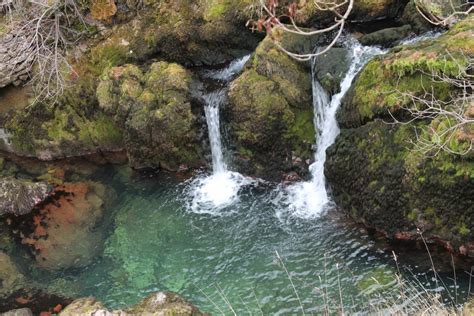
284,38 -> 386,219
188,55 -> 253,215
204,55 -> 251,81
400,30 -> 443,45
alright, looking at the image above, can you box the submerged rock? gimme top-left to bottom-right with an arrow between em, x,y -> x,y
228,29 -> 316,181
60,292 -> 205,315
97,61 -> 203,171
0,178 -> 51,216
20,182 -> 115,270
0,252 -> 26,298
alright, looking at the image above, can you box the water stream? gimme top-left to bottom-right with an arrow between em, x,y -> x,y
188,55 -> 253,215
283,39 -> 386,218
10,34 -> 471,314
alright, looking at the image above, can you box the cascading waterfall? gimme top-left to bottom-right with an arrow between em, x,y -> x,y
188,55 -> 252,215
285,38 -> 386,218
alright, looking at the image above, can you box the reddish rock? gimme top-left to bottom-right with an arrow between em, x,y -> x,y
21,182 -> 115,270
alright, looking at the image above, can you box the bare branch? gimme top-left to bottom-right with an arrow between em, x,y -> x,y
415,0 -> 473,28
249,0 -> 354,60
389,56 -> 474,156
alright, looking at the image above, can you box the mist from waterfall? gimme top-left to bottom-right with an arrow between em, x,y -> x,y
284,39 -> 386,219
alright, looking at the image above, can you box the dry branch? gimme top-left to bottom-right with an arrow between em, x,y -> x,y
250,0 -> 354,61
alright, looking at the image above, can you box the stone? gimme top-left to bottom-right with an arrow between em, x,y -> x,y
227,29 -> 316,181
97,62 -> 203,171
20,182 -> 115,270
60,292 -> 205,315
359,25 -> 413,47
0,178 -> 51,216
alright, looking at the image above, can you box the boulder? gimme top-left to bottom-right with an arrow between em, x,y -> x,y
415,0 -> 468,27
60,292 -> 205,315
97,61 -> 203,171
326,17 -> 474,256
359,25 -> 413,47
314,47 -> 350,94
227,29 -> 316,181
20,182 -> 115,270
0,178 -> 51,216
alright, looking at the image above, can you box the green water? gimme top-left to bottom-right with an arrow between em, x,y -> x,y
22,169 -> 472,314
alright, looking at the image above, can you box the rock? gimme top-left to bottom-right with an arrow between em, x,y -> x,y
314,47 -> 350,93
227,29 -> 316,181
359,25 -> 413,47
297,0 -> 408,25
400,0 -> 434,33
326,18 -> 474,256
0,288 -> 72,315
0,308 -> 32,316
0,178 -> 51,216
97,62 -> 203,171
60,292 -> 205,315
20,182 -> 115,270
339,16 -> 474,128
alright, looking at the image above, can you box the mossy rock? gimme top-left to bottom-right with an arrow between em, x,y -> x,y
339,16 -> 474,128
97,61 -> 203,171
228,30 -> 315,181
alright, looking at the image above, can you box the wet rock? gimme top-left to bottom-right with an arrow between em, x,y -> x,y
400,0 -> 434,33
359,24 -> 413,47
228,29 -> 316,181
0,178 -> 51,216
60,292 -> 205,315
20,182 -> 115,270
97,62 -> 203,171
314,47 -> 350,94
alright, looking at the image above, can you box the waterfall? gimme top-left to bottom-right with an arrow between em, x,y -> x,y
203,90 -> 227,173
187,55 -> 253,215
285,38 -> 386,218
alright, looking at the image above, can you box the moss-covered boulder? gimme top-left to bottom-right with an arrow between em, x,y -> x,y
97,61 -> 203,170
88,0 -> 260,72
326,17 -> 474,256
339,16 -> 473,128
359,25 -> 413,47
227,30 -> 316,181
415,0 -> 467,27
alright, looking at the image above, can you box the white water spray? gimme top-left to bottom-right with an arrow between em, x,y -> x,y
188,55 -> 253,215
285,39 -> 385,218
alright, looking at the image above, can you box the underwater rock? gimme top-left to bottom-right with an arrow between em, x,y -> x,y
0,178 -> 51,216
97,61 -> 203,171
227,29 -> 316,181
60,292 -> 205,315
20,182 -> 115,270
